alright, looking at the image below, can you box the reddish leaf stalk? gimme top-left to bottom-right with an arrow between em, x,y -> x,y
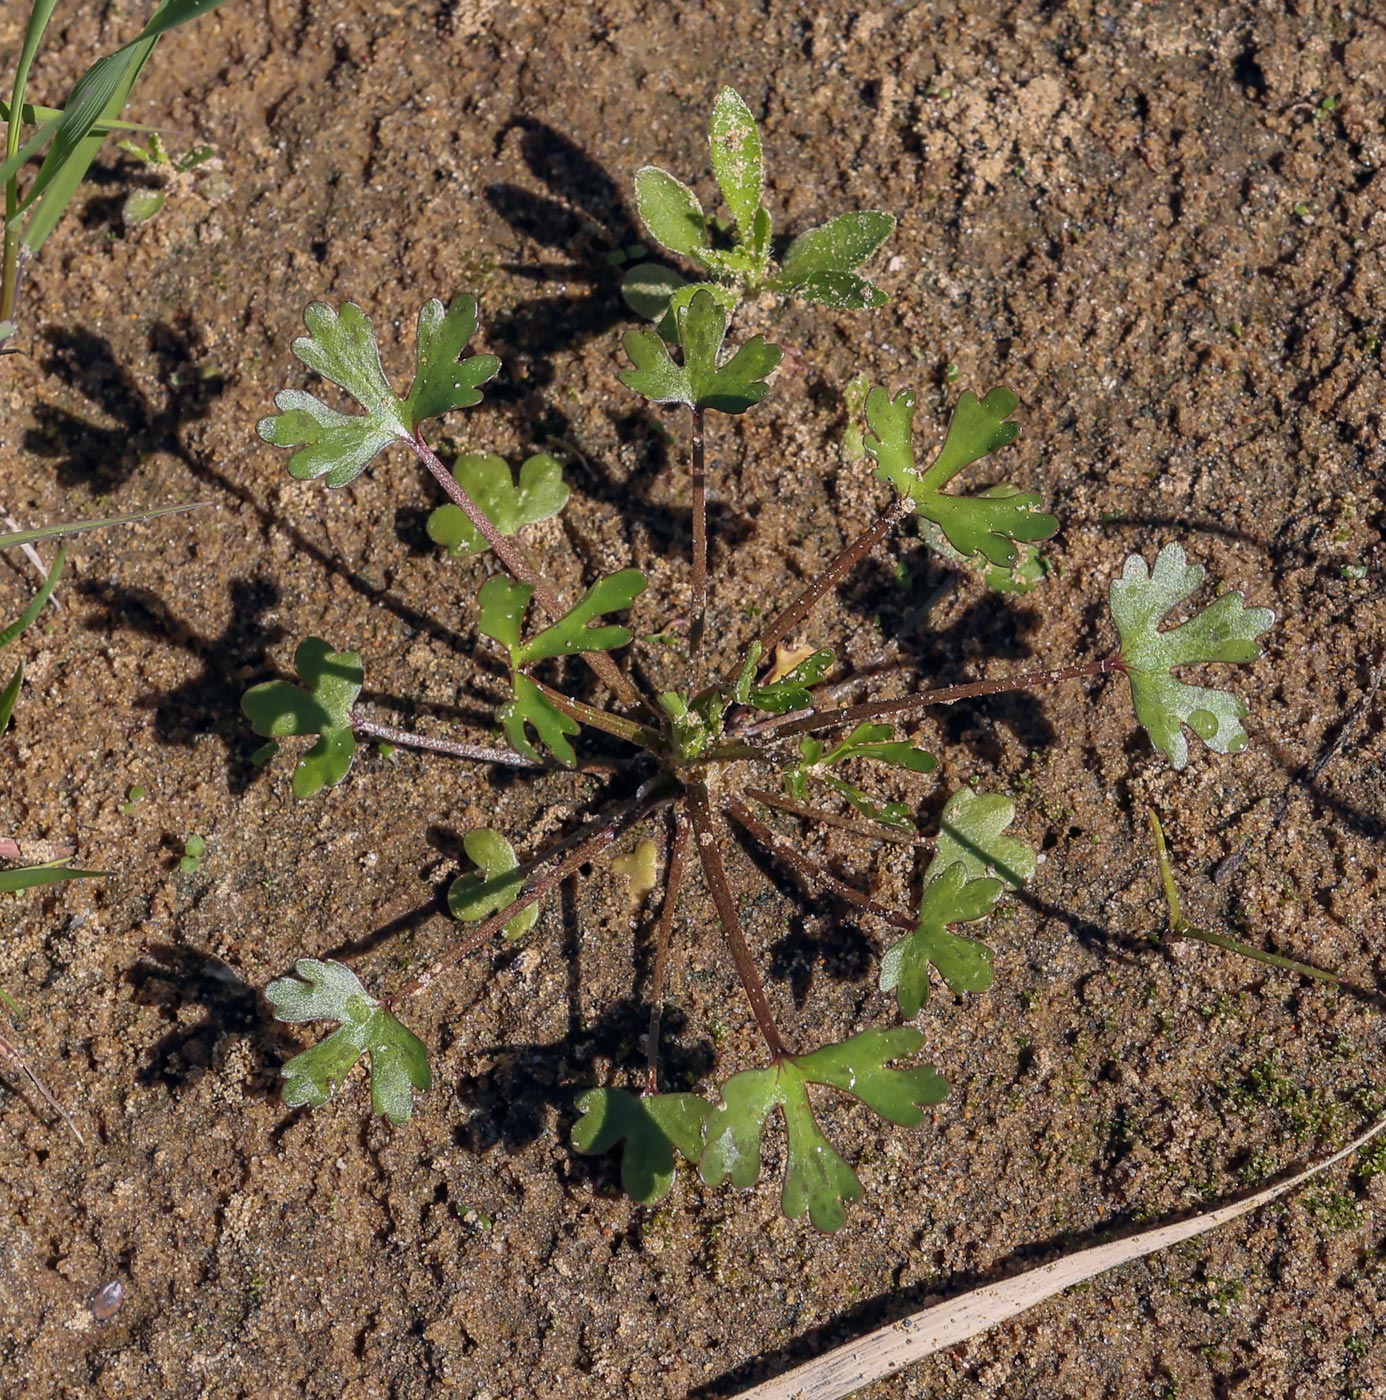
529,678 -> 663,750
686,782 -> 791,1058
715,496 -> 914,693
744,785 -> 931,847
351,716 -> 546,769
644,810 -> 691,1094
768,657 -> 1123,741
725,796 -> 915,931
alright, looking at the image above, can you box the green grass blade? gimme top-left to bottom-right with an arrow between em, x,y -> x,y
0,864 -> 106,893
0,546 -> 63,651
0,117 -> 57,193
8,0 -> 61,158
0,662 -> 22,732
19,46 -> 152,249
0,501 -> 202,550
0,100 -> 153,134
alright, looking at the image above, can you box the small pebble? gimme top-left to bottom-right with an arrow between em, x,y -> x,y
89,1280 -> 124,1321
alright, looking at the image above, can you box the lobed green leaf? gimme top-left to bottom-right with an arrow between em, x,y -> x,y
518,570 -> 647,664
241,638 -> 363,797
699,1029 -> 947,1232
918,388 -> 1022,493
500,673 -> 581,767
937,787 -> 1039,889
1110,544 -> 1274,769
867,385 -> 1057,568
266,958 -> 431,1124
405,296 -> 501,425
793,1028 -> 948,1126
619,290 -> 780,414
477,576 -> 533,658
572,1089 -> 712,1203
881,789 -> 1034,1017
918,509 -> 1047,593
258,297 -> 498,487
427,452 -> 569,558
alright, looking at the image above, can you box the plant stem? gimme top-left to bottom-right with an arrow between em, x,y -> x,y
725,796 -> 915,930
1173,923 -> 1341,985
2,57 -> 27,326
713,497 -> 913,695
351,716 -> 546,769
689,405 -> 708,662
644,809 -> 690,1094
767,657 -> 1122,741
1148,808 -> 1339,985
410,431 -> 648,715
686,781 -> 791,1057
384,781 -> 671,1007
529,677 -> 663,751
744,785 -> 930,847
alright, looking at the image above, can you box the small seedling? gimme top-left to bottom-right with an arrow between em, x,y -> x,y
117,130 -> 220,226
248,91 -> 1274,1230
179,834 -> 206,874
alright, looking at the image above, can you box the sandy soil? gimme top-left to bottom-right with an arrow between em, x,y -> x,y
0,2 -> 1383,1397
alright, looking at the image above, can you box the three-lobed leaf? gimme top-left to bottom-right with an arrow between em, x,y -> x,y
257,297 -> 500,486
620,289 -> 781,414
1110,544 -> 1274,769
405,296 -> 501,424
881,789 -> 1036,1017
481,570 -> 645,668
500,673 -> 581,766
866,385 -> 1058,568
699,1029 -> 947,1231
267,959 -> 431,1124
572,1089 -> 711,1204
427,452 -> 569,558
519,570 -> 647,663
241,638 -> 363,797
